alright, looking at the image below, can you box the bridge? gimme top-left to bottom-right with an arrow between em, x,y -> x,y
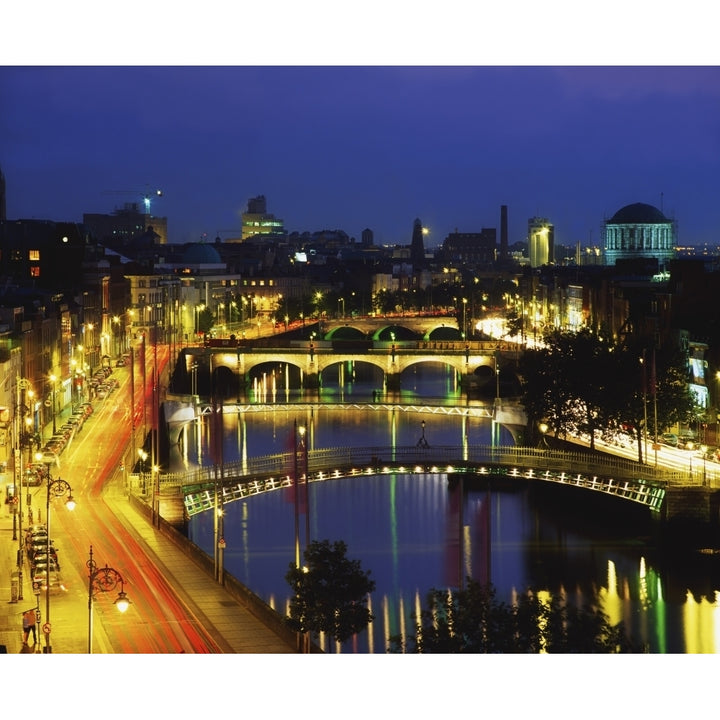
178,338 -> 523,395
149,444 -> 680,520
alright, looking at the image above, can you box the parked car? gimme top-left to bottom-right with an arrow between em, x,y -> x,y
662,433 -> 678,447
678,435 -> 697,450
116,357 -> 126,367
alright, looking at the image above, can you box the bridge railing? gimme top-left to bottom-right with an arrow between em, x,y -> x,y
162,444 -> 680,491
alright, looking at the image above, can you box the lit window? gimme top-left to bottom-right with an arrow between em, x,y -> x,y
29,250 -> 40,261
30,266 -> 40,277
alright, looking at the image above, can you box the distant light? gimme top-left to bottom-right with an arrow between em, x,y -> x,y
62,236 -> 69,243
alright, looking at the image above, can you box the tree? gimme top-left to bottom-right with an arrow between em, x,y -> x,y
285,539 -> 376,647
389,578 -> 643,653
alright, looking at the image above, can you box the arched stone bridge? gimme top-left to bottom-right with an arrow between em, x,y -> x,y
180,339 -> 522,393
153,444 -> 680,520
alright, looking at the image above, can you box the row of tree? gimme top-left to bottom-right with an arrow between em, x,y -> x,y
517,328 -> 696,463
285,540 -> 643,653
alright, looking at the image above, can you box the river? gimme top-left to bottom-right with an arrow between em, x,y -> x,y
171,366 -> 720,653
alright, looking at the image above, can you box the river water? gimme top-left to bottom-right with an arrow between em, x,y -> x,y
174,365 -> 720,653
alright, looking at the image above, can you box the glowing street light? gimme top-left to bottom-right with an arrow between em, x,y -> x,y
87,545 -> 130,653
42,469 -> 74,653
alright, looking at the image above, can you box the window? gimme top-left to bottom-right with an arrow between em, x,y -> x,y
29,250 -> 40,261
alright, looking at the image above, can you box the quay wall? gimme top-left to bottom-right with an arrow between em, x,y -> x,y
127,494 -> 303,650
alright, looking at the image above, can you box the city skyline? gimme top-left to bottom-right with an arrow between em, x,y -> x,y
2,63 -> 719,251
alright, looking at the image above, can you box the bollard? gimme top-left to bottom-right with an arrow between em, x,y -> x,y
10,571 -> 18,603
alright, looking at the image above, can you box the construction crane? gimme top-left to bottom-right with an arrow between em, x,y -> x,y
102,187 -> 163,213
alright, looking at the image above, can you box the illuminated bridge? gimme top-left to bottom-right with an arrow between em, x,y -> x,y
153,444 -> 679,520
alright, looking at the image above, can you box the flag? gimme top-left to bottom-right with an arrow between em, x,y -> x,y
641,348 -> 647,396
284,421 -> 306,513
650,349 -> 657,397
473,495 -> 491,587
444,477 -> 463,588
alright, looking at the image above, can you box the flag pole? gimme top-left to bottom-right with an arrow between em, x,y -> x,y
293,419 -> 300,568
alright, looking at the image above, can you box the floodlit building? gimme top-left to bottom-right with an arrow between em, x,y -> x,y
241,195 -> 285,241
528,217 -> 554,268
603,202 -> 675,268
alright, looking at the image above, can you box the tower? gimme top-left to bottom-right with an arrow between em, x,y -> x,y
528,217 -> 554,268
0,166 -> 6,221
500,205 -> 508,259
410,218 -> 425,267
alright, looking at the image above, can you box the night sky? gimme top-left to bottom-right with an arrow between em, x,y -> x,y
2,64 -> 718,250
2,14 -> 719,257
2,4 -> 715,698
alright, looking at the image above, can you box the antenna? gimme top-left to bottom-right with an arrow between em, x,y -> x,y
102,187 -> 163,213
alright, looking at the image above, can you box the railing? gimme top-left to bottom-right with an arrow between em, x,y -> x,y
167,445 -> 679,517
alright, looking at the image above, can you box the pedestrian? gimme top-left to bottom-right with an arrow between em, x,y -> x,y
22,608 -> 37,645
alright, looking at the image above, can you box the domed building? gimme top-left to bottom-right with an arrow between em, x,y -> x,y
603,202 -> 675,267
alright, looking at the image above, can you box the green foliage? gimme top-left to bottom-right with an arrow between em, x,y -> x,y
285,539 -> 376,645
197,306 -> 214,336
389,579 -> 644,654
518,327 -> 696,457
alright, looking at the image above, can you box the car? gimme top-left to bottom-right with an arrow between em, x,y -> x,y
116,357 -> 126,367
662,433 -> 678,447
24,467 -> 44,486
32,568 -> 63,590
678,434 -> 697,450
36,451 -> 60,467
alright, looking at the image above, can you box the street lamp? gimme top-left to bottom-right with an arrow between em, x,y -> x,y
462,297 -> 468,339
87,544 -> 130,653
138,449 -> 148,494
416,419 -> 429,448
49,374 -> 57,435
43,469 -> 74,653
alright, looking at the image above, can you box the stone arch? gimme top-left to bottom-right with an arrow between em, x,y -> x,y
425,325 -> 462,341
372,324 -> 421,341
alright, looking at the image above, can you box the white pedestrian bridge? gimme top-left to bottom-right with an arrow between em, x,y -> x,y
158,444 -> 678,518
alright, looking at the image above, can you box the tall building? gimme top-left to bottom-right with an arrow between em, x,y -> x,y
361,228 -> 374,247
441,228 -> 496,267
410,218 -> 425,267
528,217 -> 554,268
0,166 -> 6,221
500,205 -> 508,259
603,202 -> 675,267
84,202 -> 168,245
241,195 -> 285,241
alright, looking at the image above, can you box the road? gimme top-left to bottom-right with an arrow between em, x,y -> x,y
41,339 -> 224,653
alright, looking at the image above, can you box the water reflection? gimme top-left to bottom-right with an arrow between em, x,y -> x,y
175,398 -> 720,652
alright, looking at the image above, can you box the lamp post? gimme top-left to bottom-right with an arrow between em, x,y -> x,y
43,470 -> 74,653
49,374 -> 57,435
462,297 -> 468,339
138,449 -> 148,494
87,544 -> 130,653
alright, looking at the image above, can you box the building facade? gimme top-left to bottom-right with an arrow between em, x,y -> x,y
528,217 -> 554,268
603,202 -> 675,267
241,195 -> 285,242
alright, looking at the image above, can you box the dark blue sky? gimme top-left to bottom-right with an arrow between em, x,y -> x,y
2,64 -> 719,249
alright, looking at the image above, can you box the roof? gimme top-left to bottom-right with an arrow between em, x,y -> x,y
608,202 -> 670,224
183,242 -> 222,264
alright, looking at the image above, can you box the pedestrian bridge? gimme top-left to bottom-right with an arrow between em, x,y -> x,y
158,445 -> 678,518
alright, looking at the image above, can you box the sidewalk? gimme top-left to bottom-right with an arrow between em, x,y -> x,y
0,476 -> 298,654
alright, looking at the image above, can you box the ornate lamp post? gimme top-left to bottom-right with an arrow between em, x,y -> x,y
43,471 -> 74,653
49,374 -> 57,435
87,544 -> 130,653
